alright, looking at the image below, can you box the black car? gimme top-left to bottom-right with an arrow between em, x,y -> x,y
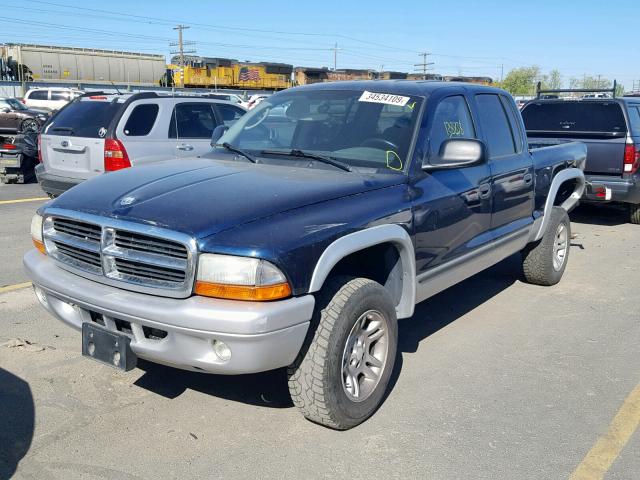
0,97 -> 48,133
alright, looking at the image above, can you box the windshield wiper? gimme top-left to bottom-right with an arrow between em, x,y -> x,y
219,142 -> 256,163
260,149 -> 352,172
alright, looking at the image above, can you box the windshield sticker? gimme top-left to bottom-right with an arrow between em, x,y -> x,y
386,150 -> 403,171
444,121 -> 464,138
359,91 -> 410,107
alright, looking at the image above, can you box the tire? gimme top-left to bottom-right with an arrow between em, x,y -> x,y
522,206 -> 571,286
287,276 -> 398,430
629,204 -> 640,225
20,119 -> 39,134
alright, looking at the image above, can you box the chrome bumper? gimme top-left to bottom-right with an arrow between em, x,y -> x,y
24,250 -> 314,374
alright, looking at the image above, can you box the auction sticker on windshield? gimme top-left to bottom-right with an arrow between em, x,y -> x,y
359,91 -> 410,107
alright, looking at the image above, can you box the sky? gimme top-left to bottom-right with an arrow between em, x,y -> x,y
3,0 -> 639,89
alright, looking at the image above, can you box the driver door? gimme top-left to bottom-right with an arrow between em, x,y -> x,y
411,93 -> 493,283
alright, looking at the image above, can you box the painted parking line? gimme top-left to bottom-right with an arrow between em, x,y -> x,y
570,382 -> 640,480
0,197 -> 48,205
0,281 -> 32,294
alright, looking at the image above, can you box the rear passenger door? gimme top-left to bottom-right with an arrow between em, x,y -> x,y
169,102 -> 220,158
473,93 -> 534,235
115,101 -> 163,166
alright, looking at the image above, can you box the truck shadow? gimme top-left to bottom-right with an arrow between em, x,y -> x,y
570,203 -> 629,226
0,368 -> 35,479
135,360 -> 294,408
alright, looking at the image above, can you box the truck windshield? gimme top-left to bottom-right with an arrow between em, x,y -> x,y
216,89 -> 423,173
522,102 -> 627,135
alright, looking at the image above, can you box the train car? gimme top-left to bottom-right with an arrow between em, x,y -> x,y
0,43 -> 166,84
443,75 -> 493,85
378,71 -> 408,80
164,56 -> 292,90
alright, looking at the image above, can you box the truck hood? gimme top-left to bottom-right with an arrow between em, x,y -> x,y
50,158 -> 404,238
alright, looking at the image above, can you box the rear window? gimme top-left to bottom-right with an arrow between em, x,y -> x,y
123,104 -> 159,136
522,102 -> 627,134
45,100 -> 122,138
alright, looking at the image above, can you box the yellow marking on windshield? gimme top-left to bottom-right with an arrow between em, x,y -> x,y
386,151 -> 403,171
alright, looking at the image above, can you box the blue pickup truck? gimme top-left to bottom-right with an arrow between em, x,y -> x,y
25,81 -> 586,429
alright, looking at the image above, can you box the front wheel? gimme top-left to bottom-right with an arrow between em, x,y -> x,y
629,203 -> 640,224
522,206 -> 571,286
20,119 -> 39,134
287,277 -> 397,430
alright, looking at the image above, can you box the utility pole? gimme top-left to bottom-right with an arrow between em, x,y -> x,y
170,25 -> 196,88
330,43 -> 341,71
501,64 -> 504,82
414,52 -> 434,80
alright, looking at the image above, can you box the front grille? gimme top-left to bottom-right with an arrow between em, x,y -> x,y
114,258 -> 186,283
43,212 -> 195,297
53,241 -> 102,268
53,218 -> 101,242
114,230 -> 188,259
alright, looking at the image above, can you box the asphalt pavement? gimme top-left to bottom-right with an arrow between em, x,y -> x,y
0,181 -> 638,479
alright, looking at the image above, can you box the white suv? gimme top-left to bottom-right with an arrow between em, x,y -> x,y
36,92 -> 246,197
23,88 -> 84,111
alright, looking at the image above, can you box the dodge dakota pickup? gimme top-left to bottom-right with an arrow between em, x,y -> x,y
25,81 -> 586,429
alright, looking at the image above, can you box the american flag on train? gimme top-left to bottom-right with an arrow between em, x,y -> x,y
238,67 -> 260,82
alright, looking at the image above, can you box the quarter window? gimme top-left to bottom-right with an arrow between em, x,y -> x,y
51,92 -> 70,101
428,95 -> 476,157
123,104 -> 159,136
169,103 -> 218,139
474,94 -> 516,157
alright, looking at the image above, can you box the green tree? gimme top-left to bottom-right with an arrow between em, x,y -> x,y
500,66 -> 541,95
545,69 -> 562,90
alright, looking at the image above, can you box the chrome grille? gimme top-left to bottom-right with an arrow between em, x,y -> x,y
42,210 -> 196,298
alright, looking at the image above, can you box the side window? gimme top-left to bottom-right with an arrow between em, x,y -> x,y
499,95 -> 524,153
428,95 -> 476,157
51,91 -> 70,101
28,90 -> 48,100
123,104 -> 159,136
169,103 -> 218,139
474,94 -> 516,157
628,106 -> 640,136
216,104 -> 245,127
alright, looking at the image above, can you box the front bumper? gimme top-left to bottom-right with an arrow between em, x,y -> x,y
35,164 -> 84,197
24,250 -> 315,374
584,174 -> 640,204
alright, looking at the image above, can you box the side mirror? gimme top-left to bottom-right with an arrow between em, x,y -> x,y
423,138 -> 485,170
210,124 -> 229,146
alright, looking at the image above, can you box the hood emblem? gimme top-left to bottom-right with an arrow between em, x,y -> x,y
119,196 -> 136,206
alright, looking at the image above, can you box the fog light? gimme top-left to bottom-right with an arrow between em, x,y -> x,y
212,339 -> 231,362
33,285 -> 48,307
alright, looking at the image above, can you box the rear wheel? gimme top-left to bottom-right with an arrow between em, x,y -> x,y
287,277 -> 397,430
522,206 -> 571,286
629,203 -> 640,225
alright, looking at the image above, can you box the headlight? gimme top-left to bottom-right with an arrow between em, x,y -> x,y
195,254 -> 291,301
31,213 -> 46,254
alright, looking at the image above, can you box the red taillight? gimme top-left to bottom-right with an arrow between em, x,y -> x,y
623,143 -> 640,174
37,134 -> 42,163
104,138 -> 131,171
88,95 -> 108,100
1,143 -> 17,150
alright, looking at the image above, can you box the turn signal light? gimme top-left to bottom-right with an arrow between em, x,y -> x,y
104,138 -> 131,171
33,239 -> 46,255
194,281 -> 292,301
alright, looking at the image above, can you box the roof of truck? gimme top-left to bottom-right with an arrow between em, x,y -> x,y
286,80 -> 505,97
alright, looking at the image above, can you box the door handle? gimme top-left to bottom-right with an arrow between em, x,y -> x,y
177,144 -> 194,151
478,183 -> 491,198
523,173 -> 533,184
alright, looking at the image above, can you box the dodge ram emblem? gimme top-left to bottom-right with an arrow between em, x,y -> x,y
120,196 -> 136,206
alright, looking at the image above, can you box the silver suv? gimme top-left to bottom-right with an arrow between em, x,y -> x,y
36,92 -> 246,197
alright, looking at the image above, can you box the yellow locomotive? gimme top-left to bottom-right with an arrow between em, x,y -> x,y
161,57 -> 293,90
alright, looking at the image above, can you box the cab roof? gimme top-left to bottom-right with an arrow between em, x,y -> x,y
286,80 -> 506,97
